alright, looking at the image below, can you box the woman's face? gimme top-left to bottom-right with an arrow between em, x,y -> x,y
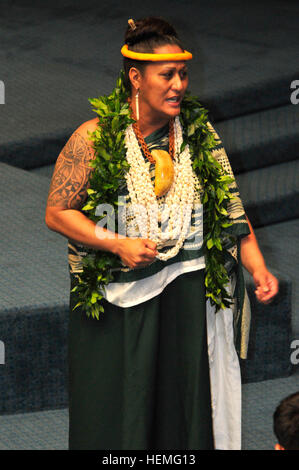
136,44 -> 189,123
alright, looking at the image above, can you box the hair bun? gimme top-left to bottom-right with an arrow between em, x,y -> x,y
125,17 -> 178,47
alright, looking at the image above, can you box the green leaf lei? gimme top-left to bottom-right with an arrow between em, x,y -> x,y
71,71 -> 236,319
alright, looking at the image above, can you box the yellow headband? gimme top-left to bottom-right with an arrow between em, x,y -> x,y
121,44 -> 192,62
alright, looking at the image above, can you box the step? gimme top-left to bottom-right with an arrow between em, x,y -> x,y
1,1 -> 298,169
31,164 -> 56,179
241,268 -> 293,384
0,163 -> 70,312
31,103 -> 299,180
213,105 -> 299,174
32,160 -> 299,230
0,163 -> 70,414
235,160 -> 299,228
29,104 -> 299,180
1,371 -> 299,450
240,218 -> 299,383
255,218 -> 299,336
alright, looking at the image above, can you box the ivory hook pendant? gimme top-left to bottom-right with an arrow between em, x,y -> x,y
151,149 -> 175,197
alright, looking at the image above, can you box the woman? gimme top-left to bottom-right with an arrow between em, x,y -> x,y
45,17 -> 278,450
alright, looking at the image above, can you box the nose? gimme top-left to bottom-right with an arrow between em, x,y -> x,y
172,73 -> 184,91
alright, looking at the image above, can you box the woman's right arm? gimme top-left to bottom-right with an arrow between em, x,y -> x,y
45,121 -> 157,268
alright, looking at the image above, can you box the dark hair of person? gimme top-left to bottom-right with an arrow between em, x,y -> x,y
123,17 -> 185,91
273,391 -> 299,450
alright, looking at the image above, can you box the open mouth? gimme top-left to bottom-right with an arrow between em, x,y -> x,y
166,96 -> 181,105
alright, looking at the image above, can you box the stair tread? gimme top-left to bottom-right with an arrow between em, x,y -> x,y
236,159 -> 299,204
214,105 -> 299,173
0,163 -> 69,312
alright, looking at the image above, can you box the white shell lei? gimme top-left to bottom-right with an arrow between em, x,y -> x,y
124,116 -> 197,261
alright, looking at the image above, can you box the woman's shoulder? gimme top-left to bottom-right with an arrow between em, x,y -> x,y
60,117 -> 100,162
75,117 -> 99,143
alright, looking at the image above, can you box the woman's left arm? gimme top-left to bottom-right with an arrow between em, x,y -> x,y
240,216 -> 279,304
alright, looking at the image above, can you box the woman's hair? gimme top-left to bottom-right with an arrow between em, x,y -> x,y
123,17 -> 184,91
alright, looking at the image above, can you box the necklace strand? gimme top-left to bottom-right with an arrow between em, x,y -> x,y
124,116 -> 197,261
132,118 -> 175,164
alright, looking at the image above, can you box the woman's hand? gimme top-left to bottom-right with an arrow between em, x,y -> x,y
240,216 -> 279,304
252,267 -> 279,304
115,238 -> 158,269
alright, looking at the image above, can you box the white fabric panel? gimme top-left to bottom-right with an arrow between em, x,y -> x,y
206,279 -> 242,450
104,257 -> 205,308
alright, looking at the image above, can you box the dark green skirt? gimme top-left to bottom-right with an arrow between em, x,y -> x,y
68,268 -> 214,450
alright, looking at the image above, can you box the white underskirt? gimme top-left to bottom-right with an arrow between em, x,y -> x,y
206,280 -> 242,450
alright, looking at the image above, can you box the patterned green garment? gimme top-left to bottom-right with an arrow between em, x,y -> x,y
68,120 -> 251,358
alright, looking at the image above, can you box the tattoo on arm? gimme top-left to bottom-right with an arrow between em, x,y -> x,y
47,131 -> 94,209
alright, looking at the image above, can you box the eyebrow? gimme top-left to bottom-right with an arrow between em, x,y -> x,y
159,64 -> 188,72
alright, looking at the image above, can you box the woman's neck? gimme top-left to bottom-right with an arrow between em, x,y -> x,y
130,94 -> 170,137
137,115 -> 170,138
